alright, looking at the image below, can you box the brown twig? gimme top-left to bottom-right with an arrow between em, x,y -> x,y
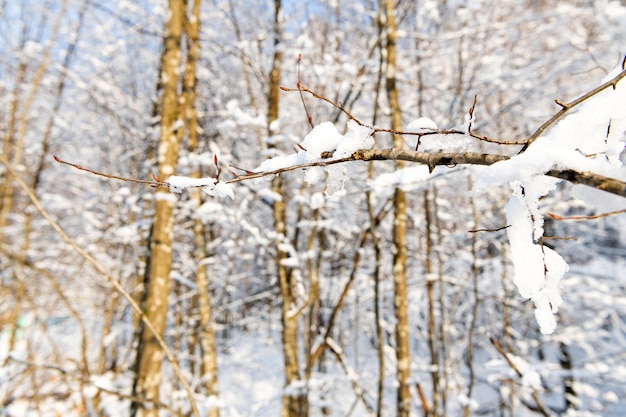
296,54 -> 314,129
468,131 -> 527,145
548,208 -> 626,220
53,155 -> 167,187
468,225 -> 511,233
281,84 -> 363,127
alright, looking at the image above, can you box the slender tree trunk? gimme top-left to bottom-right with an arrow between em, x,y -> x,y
464,176 -> 481,417
424,190 -> 440,417
183,1 -> 220,413
131,1 -> 185,416
559,342 -> 576,412
383,0 -> 411,416
267,1 -> 307,416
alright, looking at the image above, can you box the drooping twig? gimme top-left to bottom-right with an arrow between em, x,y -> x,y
296,54 -> 314,129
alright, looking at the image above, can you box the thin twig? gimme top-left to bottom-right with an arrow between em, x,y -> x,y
283,83 -> 525,145
468,225 -> 511,233
549,208 -> 626,220
281,84 -> 364,127
296,54 -> 314,129
53,155 -> 167,187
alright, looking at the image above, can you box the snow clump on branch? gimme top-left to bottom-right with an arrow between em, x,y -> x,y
253,119 -> 374,194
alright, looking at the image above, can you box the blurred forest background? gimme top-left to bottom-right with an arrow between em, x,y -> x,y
1,0 -> 625,416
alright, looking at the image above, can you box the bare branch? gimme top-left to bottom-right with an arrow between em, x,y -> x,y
53,155 -> 167,187
468,225 -> 511,233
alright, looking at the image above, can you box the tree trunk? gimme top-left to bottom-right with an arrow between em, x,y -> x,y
131,1 -> 185,416
383,0 -> 411,415
267,1 -> 308,415
183,1 -> 220,413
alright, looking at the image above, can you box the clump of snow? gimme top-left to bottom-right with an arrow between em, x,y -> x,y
334,121 -> 375,158
418,133 -> 474,153
166,175 -> 216,193
407,117 -> 438,133
301,121 -> 344,159
475,65 -> 626,334
324,165 -> 347,196
254,120 -> 374,192
165,175 -> 234,199
203,181 -> 235,199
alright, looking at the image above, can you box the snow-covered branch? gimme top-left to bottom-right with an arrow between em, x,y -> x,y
54,63 -> 626,336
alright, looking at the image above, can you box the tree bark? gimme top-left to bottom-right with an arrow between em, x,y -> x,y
183,1 -> 220,414
131,1 -> 185,416
383,0 -> 411,415
267,1 -> 308,416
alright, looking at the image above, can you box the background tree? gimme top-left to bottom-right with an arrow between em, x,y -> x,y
130,1 -> 186,416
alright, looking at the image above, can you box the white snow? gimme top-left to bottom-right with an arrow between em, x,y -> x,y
406,117 -> 438,133
254,120 -> 374,192
166,175 -> 216,193
203,181 -> 235,199
165,175 -> 234,199
333,120 -> 375,158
